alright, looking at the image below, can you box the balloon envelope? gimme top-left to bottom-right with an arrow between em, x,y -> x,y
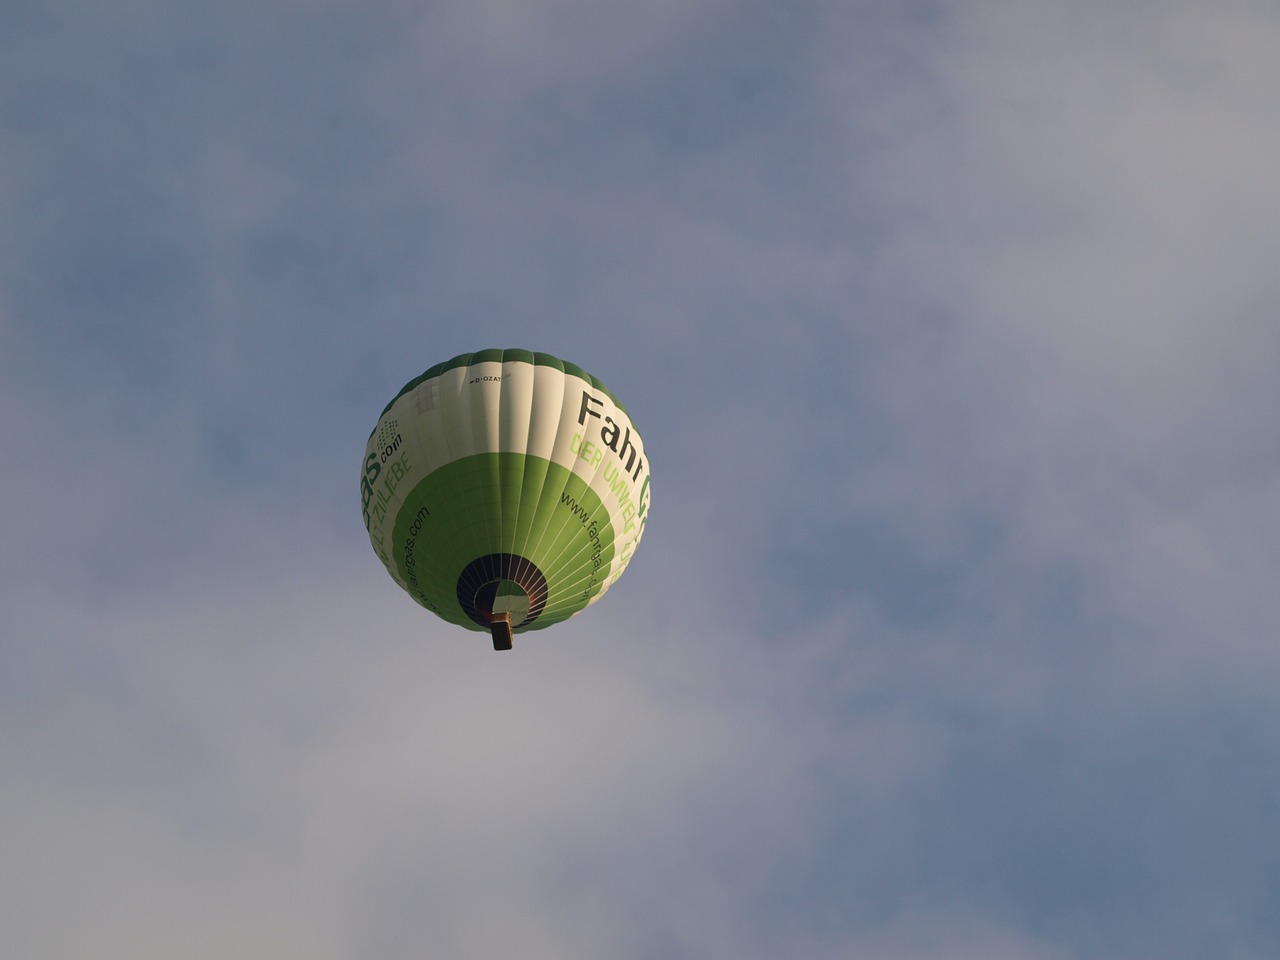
361,349 -> 651,644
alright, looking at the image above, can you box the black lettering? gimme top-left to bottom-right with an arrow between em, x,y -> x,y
600,416 -> 620,451
578,391 -> 603,425
616,424 -> 638,475
380,433 -> 403,463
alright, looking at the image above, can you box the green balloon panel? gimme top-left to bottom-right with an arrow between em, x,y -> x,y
390,453 -> 615,630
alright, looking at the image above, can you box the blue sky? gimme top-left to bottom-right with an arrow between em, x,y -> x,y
4,1 -> 1280,957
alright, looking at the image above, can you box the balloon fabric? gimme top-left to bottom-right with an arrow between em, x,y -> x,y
361,349 -> 651,650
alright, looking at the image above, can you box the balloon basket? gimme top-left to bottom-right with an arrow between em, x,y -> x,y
490,613 -> 513,651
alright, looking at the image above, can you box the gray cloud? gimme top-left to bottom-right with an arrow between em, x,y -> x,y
4,0 -> 1280,957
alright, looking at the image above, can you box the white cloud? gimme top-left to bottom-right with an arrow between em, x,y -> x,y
4,0 -> 1280,957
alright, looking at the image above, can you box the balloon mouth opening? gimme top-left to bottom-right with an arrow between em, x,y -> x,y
457,553 -> 549,631
477,579 -> 531,626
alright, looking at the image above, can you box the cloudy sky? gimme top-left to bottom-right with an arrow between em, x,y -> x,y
4,0 -> 1280,956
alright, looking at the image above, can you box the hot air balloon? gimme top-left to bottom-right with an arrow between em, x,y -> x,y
361,349 -> 651,650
